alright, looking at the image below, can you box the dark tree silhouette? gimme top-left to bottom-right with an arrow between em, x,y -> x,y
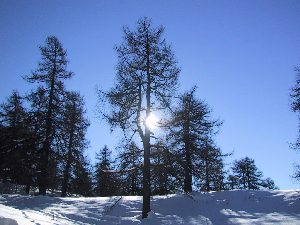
151,141 -> 178,195
99,18 -> 179,218
0,91 -> 26,183
227,157 -> 278,190
24,36 -> 73,195
117,142 -> 143,195
198,142 -> 226,192
61,92 -> 89,197
261,177 -> 278,190
94,145 -> 118,196
70,154 -> 93,197
227,175 -> 239,190
0,91 -> 37,193
231,157 -> 263,190
166,87 -> 221,193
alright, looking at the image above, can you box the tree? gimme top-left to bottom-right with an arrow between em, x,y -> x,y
0,91 -> 37,193
198,142 -> 226,192
166,87 -> 221,193
94,146 -> 118,196
60,92 -> 89,197
117,142 -> 143,195
227,175 -> 239,190
290,64 -> 300,180
0,91 -> 26,183
151,141 -> 179,195
99,17 -> 179,218
69,155 -> 93,197
231,157 -> 263,190
261,177 -> 279,190
24,36 -> 73,195
25,87 -> 49,192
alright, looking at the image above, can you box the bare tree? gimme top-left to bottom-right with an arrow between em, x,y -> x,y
99,18 -> 179,218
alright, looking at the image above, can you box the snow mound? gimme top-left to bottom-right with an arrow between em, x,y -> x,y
0,190 -> 299,224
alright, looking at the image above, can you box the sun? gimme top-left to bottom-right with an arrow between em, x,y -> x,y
145,113 -> 158,130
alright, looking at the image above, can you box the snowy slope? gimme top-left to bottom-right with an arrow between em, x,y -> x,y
0,190 -> 299,225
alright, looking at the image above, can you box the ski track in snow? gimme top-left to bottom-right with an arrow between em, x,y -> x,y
0,190 -> 300,225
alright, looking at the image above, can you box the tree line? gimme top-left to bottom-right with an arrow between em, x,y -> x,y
0,18 -> 278,218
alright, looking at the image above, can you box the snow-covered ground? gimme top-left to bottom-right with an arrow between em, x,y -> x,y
0,190 -> 299,225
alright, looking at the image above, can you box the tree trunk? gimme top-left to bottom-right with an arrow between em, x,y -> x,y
183,98 -> 192,193
131,174 -> 135,195
61,142 -> 73,197
25,184 -> 30,195
39,101 -> 53,195
142,133 -> 151,218
142,31 -> 151,219
184,141 -> 192,193
205,161 -> 210,191
242,172 -> 246,189
39,58 -> 56,195
204,148 -> 210,192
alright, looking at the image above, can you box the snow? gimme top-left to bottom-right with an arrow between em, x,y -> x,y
0,190 -> 299,224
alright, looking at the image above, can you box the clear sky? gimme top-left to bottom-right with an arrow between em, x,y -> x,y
1,0 -> 300,189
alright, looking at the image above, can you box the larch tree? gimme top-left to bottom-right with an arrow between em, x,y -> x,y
117,142 -> 143,195
231,157 -> 263,190
0,91 -> 26,183
198,142 -> 226,192
99,17 -> 179,218
151,141 -> 178,195
24,36 -> 73,195
227,175 -> 239,190
25,87 -> 49,191
61,92 -> 89,197
0,91 -> 36,192
94,145 -> 117,196
261,177 -> 278,190
229,157 -> 278,190
166,87 -> 221,193
70,154 -> 93,197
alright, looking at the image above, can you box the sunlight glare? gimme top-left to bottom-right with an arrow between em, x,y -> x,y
145,113 -> 158,130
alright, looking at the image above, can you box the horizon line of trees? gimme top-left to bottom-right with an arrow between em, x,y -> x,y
0,17 -> 279,219
93,144 -> 278,197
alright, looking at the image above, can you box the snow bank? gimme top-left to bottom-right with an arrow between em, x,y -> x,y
0,190 -> 299,224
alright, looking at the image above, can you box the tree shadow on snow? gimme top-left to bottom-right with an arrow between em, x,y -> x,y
0,191 -> 299,225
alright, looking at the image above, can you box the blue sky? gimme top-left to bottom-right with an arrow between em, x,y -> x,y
1,0 -> 300,189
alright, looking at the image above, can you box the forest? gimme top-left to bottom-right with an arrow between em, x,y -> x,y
2,17 -> 298,219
